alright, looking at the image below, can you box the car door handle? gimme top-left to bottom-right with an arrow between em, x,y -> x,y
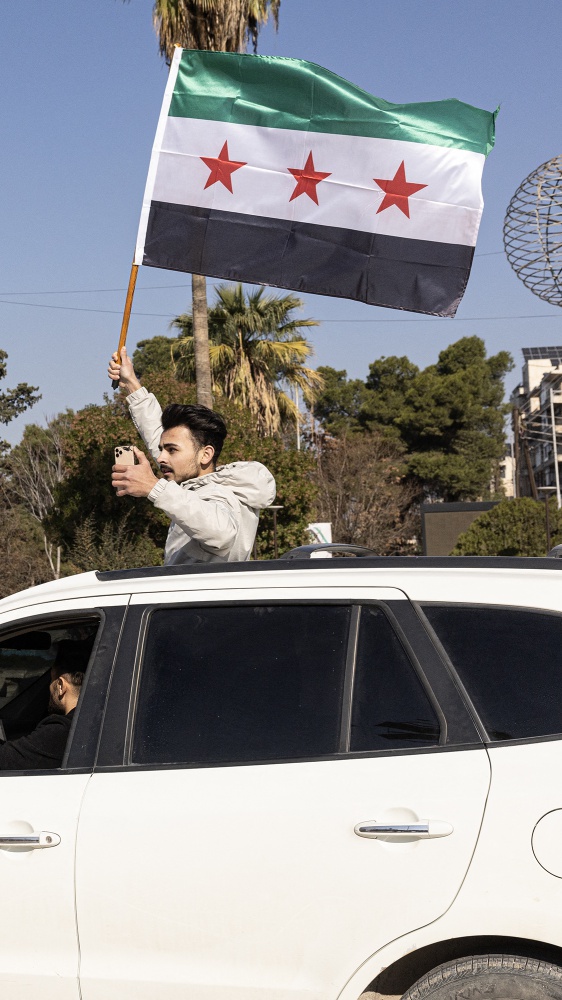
0,831 -> 61,849
354,820 -> 453,840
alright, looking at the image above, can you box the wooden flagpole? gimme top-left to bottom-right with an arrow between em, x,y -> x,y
111,262 -> 139,388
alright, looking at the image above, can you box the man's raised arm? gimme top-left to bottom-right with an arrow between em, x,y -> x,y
108,348 -> 163,462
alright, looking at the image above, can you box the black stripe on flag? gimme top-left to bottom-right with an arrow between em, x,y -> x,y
143,201 -> 474,317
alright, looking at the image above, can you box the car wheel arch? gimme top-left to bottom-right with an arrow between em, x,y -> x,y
352,936 -> 562,1000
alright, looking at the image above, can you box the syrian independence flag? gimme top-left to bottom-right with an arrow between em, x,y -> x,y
135,49 -> 496,317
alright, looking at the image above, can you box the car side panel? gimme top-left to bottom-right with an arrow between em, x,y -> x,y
338,739 -> 562,999
77,750 -> 491,1000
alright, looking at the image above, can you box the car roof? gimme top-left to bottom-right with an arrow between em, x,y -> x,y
0,556 -> 561,617
94,555 -> 562,582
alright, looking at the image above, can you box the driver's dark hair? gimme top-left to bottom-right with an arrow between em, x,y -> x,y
59,671 -> 84,689
161,404 -> 227,464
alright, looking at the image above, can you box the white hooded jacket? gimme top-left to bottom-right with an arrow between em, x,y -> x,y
127,387 -> 276,565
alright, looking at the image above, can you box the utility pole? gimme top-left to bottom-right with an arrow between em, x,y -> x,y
512,407 -> 520,498
549,387 -> 561,508
538,486 -> 557,554
522,433 -> 539,500
269,506 -> 284,558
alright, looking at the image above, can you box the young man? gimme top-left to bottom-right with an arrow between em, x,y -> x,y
0,669 -> 83,770
108,348 -> 276,564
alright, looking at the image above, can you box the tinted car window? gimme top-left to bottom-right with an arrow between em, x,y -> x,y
423,604 -> 562,741
0,624 -> 98,742
0,639 -> 55,713
351,606 -> 440,751
133,605 -> 351,765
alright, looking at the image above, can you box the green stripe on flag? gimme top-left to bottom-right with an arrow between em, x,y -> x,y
169,50 -> 496,156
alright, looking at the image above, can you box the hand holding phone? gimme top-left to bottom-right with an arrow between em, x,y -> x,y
114,445 -> 136,466
112,445 -> 158,498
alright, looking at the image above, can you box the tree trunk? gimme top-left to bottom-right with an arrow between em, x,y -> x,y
43,533 -> 61,580
191,272 -> 213,408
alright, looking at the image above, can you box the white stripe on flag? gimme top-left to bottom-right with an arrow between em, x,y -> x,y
145,116 -> 485,249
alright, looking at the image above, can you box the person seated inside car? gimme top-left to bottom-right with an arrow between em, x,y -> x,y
0,663 -> 84,770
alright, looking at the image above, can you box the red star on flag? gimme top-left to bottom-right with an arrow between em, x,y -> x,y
373,161 -> 427,218
288,151 -> 331,204
201,141 -> 246,192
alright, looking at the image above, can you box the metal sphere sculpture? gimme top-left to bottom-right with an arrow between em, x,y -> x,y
503,155 -> 562,306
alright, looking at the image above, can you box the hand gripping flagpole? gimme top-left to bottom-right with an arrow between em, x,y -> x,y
111,262 -> 139,389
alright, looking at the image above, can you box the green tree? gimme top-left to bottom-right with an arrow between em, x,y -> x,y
402,338 -> 512,499
362,356 -> 420,435
141,0 -> 281,408
251,438 -> 317,557
312,367 -> 371,435
133,336 -> 176,379
312,358 -> 420,436
66,515 -> 163,573
311,337 -> 513,502
1,414 -> 71,579
171,283 -> 322,435
0,507 -> 53,599
49,380 -> 171,556
453,497 -> 561,557
0,350 -> 40,449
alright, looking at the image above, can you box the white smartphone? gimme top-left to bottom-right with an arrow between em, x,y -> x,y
114,445 -> 136,466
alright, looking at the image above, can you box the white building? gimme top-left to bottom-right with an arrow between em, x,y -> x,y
498,446 -> 515,499
511,346 -> 562,499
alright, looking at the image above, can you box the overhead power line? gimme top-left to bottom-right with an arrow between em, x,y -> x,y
0,299 -> 170,318
0,296 -> 559,325
0,248 -> 546,323
0,250 -> 506,300
0,283 -> 196,297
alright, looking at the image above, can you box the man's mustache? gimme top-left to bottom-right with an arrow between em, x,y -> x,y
159,464 -> 173,473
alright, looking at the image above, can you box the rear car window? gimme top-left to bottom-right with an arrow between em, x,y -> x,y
133,605 -> 351,765
422,604 -> 562,741
351,606 -> 440,751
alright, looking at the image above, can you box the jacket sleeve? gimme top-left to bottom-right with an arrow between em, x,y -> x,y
126,387 -> 164,462
0,716 -> 71,770
147,480 -> 239,555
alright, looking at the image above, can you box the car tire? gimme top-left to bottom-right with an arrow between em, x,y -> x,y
401,955 -> 562,1000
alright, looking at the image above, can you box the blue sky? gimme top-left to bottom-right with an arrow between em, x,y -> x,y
1,0 -> 561,443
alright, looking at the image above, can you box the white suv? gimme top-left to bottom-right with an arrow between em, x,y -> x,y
1,547 -> 562,1000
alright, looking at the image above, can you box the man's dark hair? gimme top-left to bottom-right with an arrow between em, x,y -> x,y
161,404 -> 228,464
60,670 -> 84,689
53,639 -> 92,676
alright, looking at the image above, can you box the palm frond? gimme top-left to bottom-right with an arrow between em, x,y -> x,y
169,279 -> 323,435
151,0 -> 279,63
252,339 -> 313,364
246,0 -> 280,51
209,343 -> 236,368
170,312 -> 192,336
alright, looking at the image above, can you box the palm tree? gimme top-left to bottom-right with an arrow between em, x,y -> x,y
153,1 -> 280,62
149,0 -> 281,408
171,284 -> 324,436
